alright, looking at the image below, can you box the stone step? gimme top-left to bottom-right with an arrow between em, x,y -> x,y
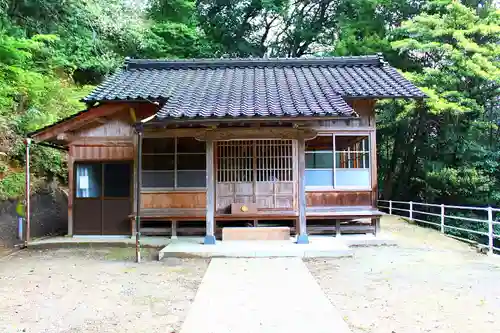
222,226 -> 290,241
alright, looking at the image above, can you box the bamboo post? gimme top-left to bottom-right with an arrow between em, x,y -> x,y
487,206 -> 493,256
440,204 -> 445,233
171,220 -> 178,239
24,138 -> 31,246
134,123 -> 143,263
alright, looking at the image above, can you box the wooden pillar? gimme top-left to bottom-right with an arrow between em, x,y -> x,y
204,139 -> 216,244
133,123 -> 143,262
296,137 -> 309,244
370,130 -> 378,207
131,132 -> 138,237
130,217 -> 136,237
67,146 -> 74,236
372,217 -> 380,236
171,220 -> 178,239
24,138 -> 31,245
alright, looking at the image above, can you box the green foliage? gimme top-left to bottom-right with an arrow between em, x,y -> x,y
333,0 -> 424,60
379,0 -> 500,207
0,11 -> 93,198
0,171 -> 25,200
425,167 -> 493,205
197,0 -> 346,57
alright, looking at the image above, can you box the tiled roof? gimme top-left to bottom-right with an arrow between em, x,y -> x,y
83,55 -> 425,120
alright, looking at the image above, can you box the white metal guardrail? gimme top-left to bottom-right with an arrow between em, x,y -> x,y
378,200 -> 500,255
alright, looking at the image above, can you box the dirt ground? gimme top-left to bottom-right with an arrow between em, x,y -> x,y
306,216 -> 500,333
2,217 -> 500,333
0,247 -> 209,333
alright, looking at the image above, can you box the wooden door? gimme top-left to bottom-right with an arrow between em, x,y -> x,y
74,163 -> 102,234
74,162 -> 131,235
102,163 -> 131,235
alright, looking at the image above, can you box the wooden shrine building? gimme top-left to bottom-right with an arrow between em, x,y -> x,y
29,55 -> 424,244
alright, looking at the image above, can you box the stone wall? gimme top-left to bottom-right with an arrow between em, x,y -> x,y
0,186 -> 68,248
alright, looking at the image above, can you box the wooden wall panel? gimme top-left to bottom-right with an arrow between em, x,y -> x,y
31,103 -> 130,142
77,119 -> 133,137
350,99 -> 375,127
313,99 -> 375,129
72,145 -> 134,161
306,191 -> 372,207
141,192 -> 206,209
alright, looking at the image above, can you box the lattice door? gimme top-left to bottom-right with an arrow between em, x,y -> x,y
216,139 -> 295,213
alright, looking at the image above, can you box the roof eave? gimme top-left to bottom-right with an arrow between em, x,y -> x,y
28,109 -> 89,138
344,94 -> 427,100
148,114 -> 360,125
81,97 -> 168,105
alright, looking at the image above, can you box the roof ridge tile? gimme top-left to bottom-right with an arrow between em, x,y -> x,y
124,55 -> 384,70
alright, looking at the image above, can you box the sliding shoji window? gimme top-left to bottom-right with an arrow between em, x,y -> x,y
305,134 -> 371,189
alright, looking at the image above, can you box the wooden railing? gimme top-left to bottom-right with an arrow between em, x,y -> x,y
378,200 -> 500,255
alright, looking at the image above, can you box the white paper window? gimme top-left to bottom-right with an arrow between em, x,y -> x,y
76,164 -> 101,198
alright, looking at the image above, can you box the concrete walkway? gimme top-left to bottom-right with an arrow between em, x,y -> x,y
180,258 -> 351,333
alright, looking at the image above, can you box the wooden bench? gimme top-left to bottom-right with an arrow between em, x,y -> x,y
305,206 -> 382,236
132,208 -> 205,220
222,226 -> 291,241
129,208 -> 205,237
129,207 -> 382,237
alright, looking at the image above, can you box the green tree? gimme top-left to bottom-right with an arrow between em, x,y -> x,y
145,0 -> 219,58
197,0 -> 347,57
3,0 -> 151,84
332,0 -> 425,69
379,0 -> 500,206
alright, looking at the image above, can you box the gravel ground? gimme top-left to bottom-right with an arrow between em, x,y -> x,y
306,216 -> 500,333
0,247 -> 209,333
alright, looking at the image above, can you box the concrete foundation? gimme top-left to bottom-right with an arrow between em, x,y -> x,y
159,237 -> 351,260
158,233 -> 396,260
28,236 -> 169,249
27,233 -> 396,260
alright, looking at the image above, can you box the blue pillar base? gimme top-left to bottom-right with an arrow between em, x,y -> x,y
296,234 -> 309,244
203,235 -> 216,245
